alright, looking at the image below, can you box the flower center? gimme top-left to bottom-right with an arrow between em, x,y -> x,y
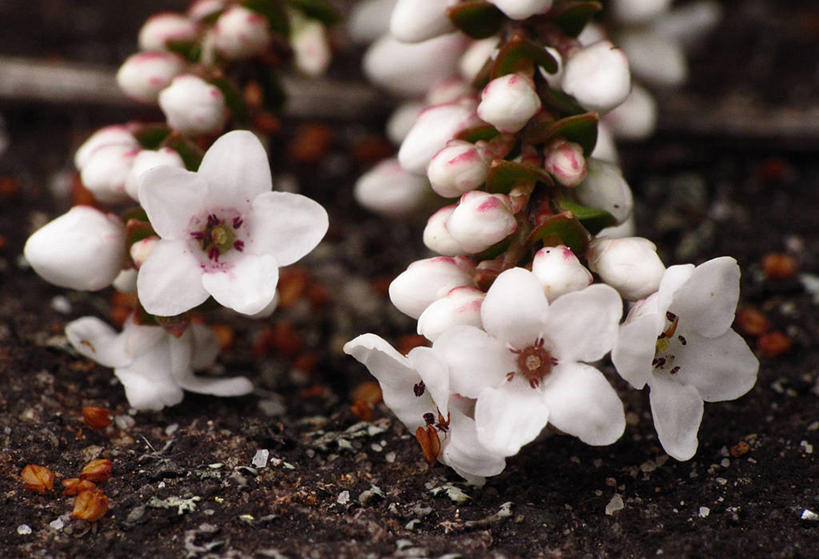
511,337 -> 558,388
653,311 -> 686,375
191,213 -> 245,262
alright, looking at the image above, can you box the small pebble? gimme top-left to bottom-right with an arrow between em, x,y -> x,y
605,494 -> 624,516
801,509 -> 819,521
17,524 -> 32,535
49,518 -> 65,531
337,490 -> 350,505
252,449 -> 270,469
698,506 -> 710,518
50,296 -> 71,314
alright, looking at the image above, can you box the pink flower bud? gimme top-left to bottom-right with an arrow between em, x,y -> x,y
292,20 -> 331,77
423,205 -> 463,256
619,30 -> 686,87
489,0 -> 553,20
390,0 -> 454,43
389,256 -> 475,319
125,148 -> 186,201
386,101 -> 424,145
531,245 -> 593,301
354,158 -> 429,216
611,0 -> 671,24
587,237 -> 665,300
417,286 -> 485,341
158,74 -> 227,135
603,84 -> 657,140
80,144 -> 138,203
113,269 -> 138,293
561,41 -> 631,114
188,0 -> 227,21
348,0 -> 396,44
116,51 -> 186,103
575,158 -> 633,223
213,6 -> 272,60
129,237 -> 159,269
447,191 -> 517,254
427,139 -> 488,198
459,36 -> 499,82
426,78 -> 472,106
24,206 -> 126,291
74,125 -> 138,170
591,123 -> 619,163
398,99 -> 480,175
477,73 -> 541,133
138,13 -> 198,52
543,140 -> 587,187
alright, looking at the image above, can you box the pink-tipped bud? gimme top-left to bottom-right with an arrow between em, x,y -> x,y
291,20 -> 331,77
477,73 -> 541,133
423,205 -> 463,256
489,0 -> 553,20
447,191 -> 517,254
531,245 -> 593,301
74,125 -> 138,170
117,51 -> 186,104
459,36 -> 499,82
390,0 -> 454,43
129,237 -> 159,269
426,78 -> 472,106
80,144 -> 138,203
213,6 -> 271,60
561,41 -> 631,114
587,236 -> 665,300
603,84 -> 658,140
188,0 -> 227,21
389,256 -> 475,319
158,74 -> 227,135
386,101 -> 424,145
427,139 -> 488,198
125,148 -> 186,201
354,158 -> 429,216
417,286 -> 485,341
138,13 -> 198,52
543,139 -> 587,187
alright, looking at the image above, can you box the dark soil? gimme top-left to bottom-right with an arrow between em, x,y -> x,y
1,1 -> 818,558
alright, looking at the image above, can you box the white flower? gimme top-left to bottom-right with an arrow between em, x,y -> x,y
417,286 -> 485,342
138,12 -> 199,52
24,206 -> 126,291
531,245 -> 593,302
543,140 -> 587,187
390,0 -> 454,43
136,130 -> 328,316
612,257 -> 759,460
602,84 -> 657,140
158,74 -> 228,136
587,237 -> 665,300
477,73 -> 541,133
348,0 -> 397,44
611,0 -> 671,24
386,101 -> 424,144
291,19 -> 331,77
74,125 -> 138,170
618,29 -> 686,87
434,268 -> 625,456
80,143 -> 138,203
459,36 -> 499,82
213,6 -> 272,60
423,205 -> 463,256
427,139 -> 488,198
66,315 -> 253,411
574,158 -> 633,224
117,51 -> 186,104
344,334 -> 506,484
561,41 -> 631,114
447,191 -> 517,254
125,147 -> 186,201
489,0 -> 553,20
354,158 -> 429,216
398,98 -> 480,175
389,256 -> 475,319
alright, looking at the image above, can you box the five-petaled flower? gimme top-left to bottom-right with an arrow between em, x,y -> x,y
612,257 -> 759,460
137,130 -> 328,316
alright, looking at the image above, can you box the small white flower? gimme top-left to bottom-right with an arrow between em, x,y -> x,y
489,0 -> 553,20
291,19 -> 331,77
74,125 -> 138,170
386,101 -> 424,145
417,286 -> 485,342
24,206 -> 126,291
611,0 -> 672,24
389,256 -> 475,319
138,12 -> 199,52
612,257 -> 759,460
66,315 -> 253,411
574,158 -> 633,224
117,51 -> 186,104
459,36 -> 499,82
158,74 -> 228,136
344,334 -> 506,484
618,29 -> 686,87
561,41 -> 631,114
125,147 -> 186,201
348,0 -> 397,44
398,98 -> 480,175
136,130 -> 328,316
427,139 -> 488,198
434,268 -> 625,456
423,205 -> 463,256
80,143 -> 139,203
543,140 -> 587,187
390,0 -> 454,43
477,73 -> 541,133
354,158 -> 429,216
602,84 -> 658,140
447,191 -> 517,254
531,245 -> 593,302
212,5 -> 271,60
587,236 -> 666,301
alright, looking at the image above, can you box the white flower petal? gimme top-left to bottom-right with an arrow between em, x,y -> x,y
481,268 -> 549,349
65,317 -> 131,368
198,130 -> 272,208
611,314 -> 658,390
474,379 -> 550,456
649,373 -> 703,461
137,239 -> 210,316
670,257 -> 740,338
201,253 -> 279,315
656,263 -> 694,314
672,329 -> 758,402
442,409 -> 506,481
139,166 -> 208,239
433,325 -> 513,398
408,346 -> 450,418
189,323 -> 222,369
115,357 -> 185,412
546,284 -> 622,363
248,191 -> 328,266
175,373 -> 254,396
542,362 -> 625,445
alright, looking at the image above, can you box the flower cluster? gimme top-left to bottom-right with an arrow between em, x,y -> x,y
343,0 -> 757,484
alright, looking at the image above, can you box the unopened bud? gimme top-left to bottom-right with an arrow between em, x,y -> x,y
611,0 -> 671,24
427,139 -> 488,198
80,144 -> 138,203
390,0 -> 454,43
618,29 -> 686,87
74,125 -> 138,170
354,158 -> 429,216
138,12 -> 198,52
477,73 -> 541,133
489,0 -> 553,20
124,148 -> 185,201
389,256 -> 475,319
188,0 -> 227,21
587,236 -> 665,300
447,191 -> 517,254
459,36 -> 499,82
348,0 -> 395,44
417,286 -> 485,341
398,99 -> 479,175
575,158 -> 633,223
158,74 -> 228,135
386,101 -> 424,145
292,19 -> 331,77
603,84 -> 657,140
129,237 -> 159,269
426,78 -> 472,106
423,205 -> 463,256
561,41 -> 631,114
531,245 -> 593,301
117,51 -> 186,104
212,6 -> 271,59
543,140 -> 587,187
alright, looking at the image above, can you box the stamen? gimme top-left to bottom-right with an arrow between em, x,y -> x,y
207,214 -> 219,227
233,240 -> 244,252
191,231 -> 204,240
670,366 -> 680,375
413,381 -> 425,397
208,246 -> 220,261
423,412 -> 435,425
232,216 -> 243,229
678,335 -> 687,345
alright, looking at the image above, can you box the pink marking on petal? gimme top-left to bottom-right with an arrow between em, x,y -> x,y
476,197 -> 502,212
449,149 -> 479,165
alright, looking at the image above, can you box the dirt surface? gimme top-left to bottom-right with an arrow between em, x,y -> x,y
1,1 -> 819,558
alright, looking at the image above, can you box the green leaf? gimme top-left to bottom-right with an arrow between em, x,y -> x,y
556,199 -> 616,234
447,1 -> 504,39
125,217 -> 156,247
163,135 -> 205,171
527,211 -> 592,254
288,0 -> 340,26
486,160 -> 554,193
540,86 -> 587,115
455,124 -> 500,143
133,124 -> 172,150
166,39 -> 202,63
492,35 -> 559,78
242,0 -> 290,35
549,1 -> 603,37
525,112 -> 598,154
